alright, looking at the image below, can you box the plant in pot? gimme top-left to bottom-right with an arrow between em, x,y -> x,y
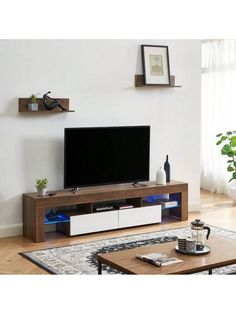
28,94 -> 38,111
35,178 -> 48,196
216,131 -> 236,203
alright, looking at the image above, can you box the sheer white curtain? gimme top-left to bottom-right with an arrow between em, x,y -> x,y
201,40 -> 236,194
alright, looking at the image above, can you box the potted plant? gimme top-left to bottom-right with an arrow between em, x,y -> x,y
216,131 -> 236,203
35,178 -> 48,196
28,94 -> 38,111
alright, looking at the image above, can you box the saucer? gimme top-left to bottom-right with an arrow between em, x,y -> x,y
175,245 -> 211,255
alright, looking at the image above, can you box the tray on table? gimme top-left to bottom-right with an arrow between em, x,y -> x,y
175,245 -> 211,255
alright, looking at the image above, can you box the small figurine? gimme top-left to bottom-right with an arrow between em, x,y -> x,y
43,91 -> 66,111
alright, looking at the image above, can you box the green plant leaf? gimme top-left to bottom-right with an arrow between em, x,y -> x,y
216,140 -> 222,145
227,131 -> 233,135
221,136 -> 228,141
35,177 -> 48,189
234,161 -> 236,167
230,136 -> 236,147
229,177 -> 234,183
227,160 -> 234,163
221,144 -> 231,155
227,166 -> 234,172
233,172 -> 236,179
216,133 -> 223,137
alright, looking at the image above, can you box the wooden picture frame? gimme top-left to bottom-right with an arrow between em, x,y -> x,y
141,45 -> 171,86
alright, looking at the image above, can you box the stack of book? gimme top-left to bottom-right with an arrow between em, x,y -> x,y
158,198 -> 178,209
93,202 -> 134,211
113,202 -> 134,210
93,204 -> 114,212
136,252 -> 183,267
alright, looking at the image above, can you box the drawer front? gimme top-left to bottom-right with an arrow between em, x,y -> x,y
70,210 -> 119,235
119,205 -> 161,228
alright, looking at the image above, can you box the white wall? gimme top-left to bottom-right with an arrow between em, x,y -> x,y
0,39 -> 201,236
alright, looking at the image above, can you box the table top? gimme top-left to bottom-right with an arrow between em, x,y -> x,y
97,235 -> 236,274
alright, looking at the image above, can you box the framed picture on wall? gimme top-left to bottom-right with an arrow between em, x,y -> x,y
141,45 -> 171,85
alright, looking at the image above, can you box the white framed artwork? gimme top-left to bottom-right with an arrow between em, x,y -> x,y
141,45 -> 171,85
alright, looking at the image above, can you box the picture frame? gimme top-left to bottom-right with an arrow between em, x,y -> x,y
141,45 -> 171,86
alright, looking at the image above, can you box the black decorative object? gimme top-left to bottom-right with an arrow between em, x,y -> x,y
43,91 -> 66,111
164,155 -> 170,182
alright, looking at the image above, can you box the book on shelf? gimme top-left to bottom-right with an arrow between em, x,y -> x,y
136,252 -> 183,267
158,198 -> 178,209
113,203 -> 134,210
93,204 -> 114,212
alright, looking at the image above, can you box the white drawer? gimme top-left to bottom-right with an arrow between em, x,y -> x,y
70,210 -> 119,235
118,205 -> 161,228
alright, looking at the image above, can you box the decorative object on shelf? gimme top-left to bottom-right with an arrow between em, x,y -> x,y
216,131 -> 236,203
18,97 -> 73,113
35,178 -> 48,196
156,167 -> 166,185
141,45 -> 170,85
158,198 -> 178,209
46,209 -> 58,221
164,155 -> 170,183
28,94 -> 38,111
43,91 -> 66,111
45,211 -> 69,223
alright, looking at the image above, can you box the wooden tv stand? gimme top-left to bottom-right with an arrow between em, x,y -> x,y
23,180 -> 188,242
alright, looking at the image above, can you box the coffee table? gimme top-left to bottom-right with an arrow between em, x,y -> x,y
97,235 -> 236,274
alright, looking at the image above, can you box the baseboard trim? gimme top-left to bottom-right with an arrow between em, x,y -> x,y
0,223 -> 23,238
0,223 -> 56,239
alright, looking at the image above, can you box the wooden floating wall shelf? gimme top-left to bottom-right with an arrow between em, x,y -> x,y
18,98 -> 75,113
135,75 -> 182,88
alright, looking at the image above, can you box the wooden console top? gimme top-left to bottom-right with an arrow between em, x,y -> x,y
23,180 -> 188,208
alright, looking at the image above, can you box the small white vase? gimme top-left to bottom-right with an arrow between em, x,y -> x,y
156,167 -> 166,185
28,102 -> 38,111
37,188 -> 46,196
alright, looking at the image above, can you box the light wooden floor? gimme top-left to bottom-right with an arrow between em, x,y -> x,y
0,189 -> 235,274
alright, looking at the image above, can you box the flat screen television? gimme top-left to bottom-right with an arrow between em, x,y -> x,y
64,126 -> 150,188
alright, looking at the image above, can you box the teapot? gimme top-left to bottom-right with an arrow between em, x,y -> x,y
191,219 -> 211,251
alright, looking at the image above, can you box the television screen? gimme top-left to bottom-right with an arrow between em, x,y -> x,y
64,126 -> 150,188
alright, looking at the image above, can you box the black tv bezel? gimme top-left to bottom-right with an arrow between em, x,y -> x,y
64,125 -> 150,188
